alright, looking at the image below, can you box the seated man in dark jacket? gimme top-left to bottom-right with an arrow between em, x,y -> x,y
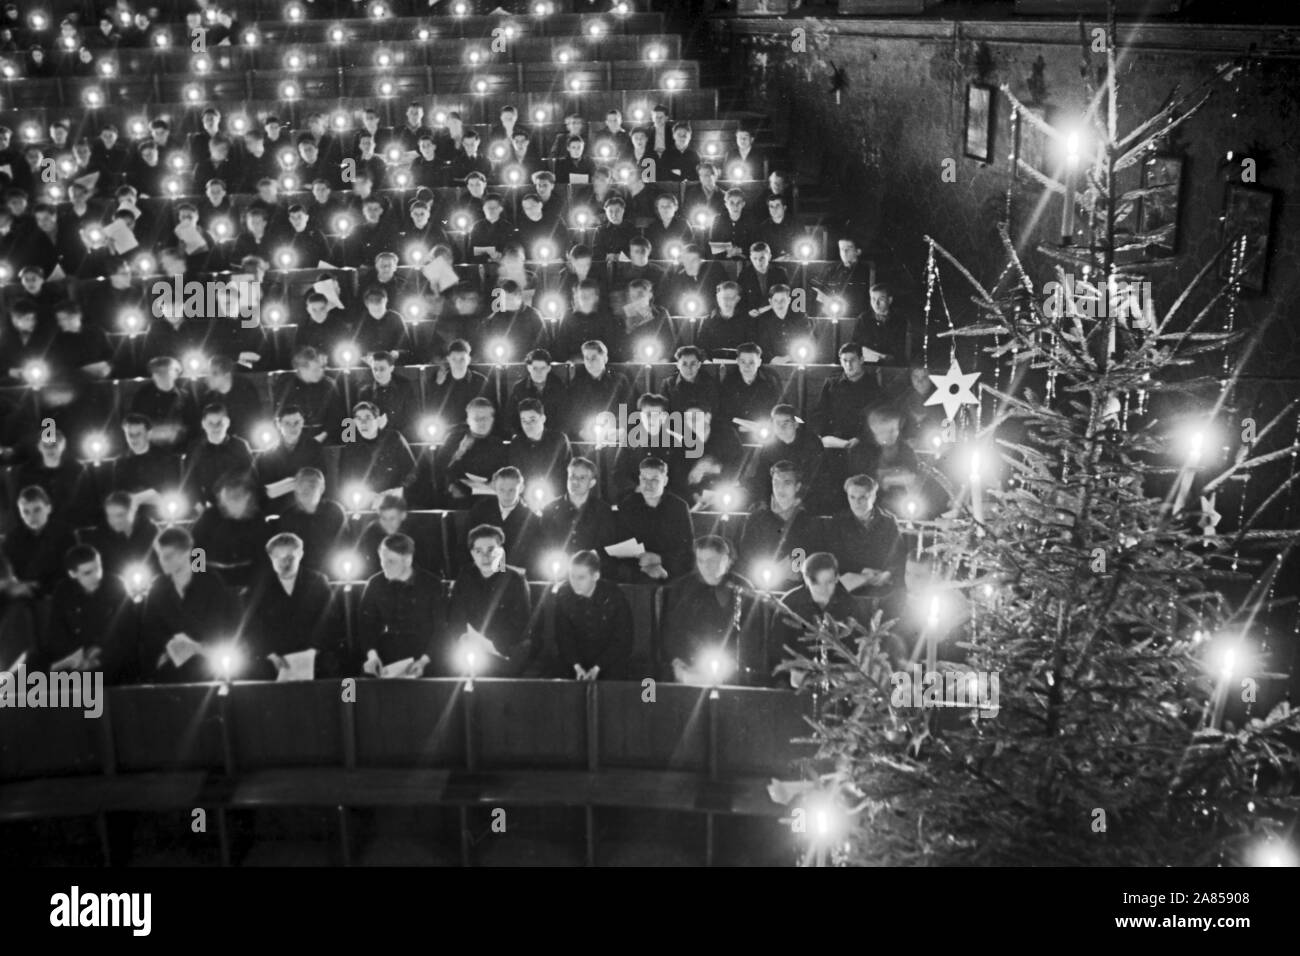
357,532 -> 445,678
139,526 -> 240,683
771,551 -> 872,688
269,468 -> 347,574
447,524 -> 533,677
659,535 -> 765,686
614,457 -> 695,583
405,397 -> 509,509
539,456 -> 621,579
552,549 -> 633,680
829,473 -> 907,602
467,466 -> 543,572
243,532 -> 345,680
34,544 -> 133,682
738,460 -> 824,593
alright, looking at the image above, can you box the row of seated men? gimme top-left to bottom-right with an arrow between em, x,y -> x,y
0,335 -> 948,538
0,167 -> 813,289
1,466 -> 957,689
3,99 -> 770,206
3,2 -> 641,80
1,241 -> 892,391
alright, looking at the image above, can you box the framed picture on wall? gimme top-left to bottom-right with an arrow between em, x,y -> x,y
964,83 -> 995,163
1013,104 -> 1056,181
1136,154 -> 1183,258
1220,182 -> 1276,293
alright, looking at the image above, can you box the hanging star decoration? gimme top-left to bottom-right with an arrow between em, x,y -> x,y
1198,494 -> 1221,537
925,360 -> 982,421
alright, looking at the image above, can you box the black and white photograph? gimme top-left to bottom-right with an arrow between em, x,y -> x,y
0,0 -> 1294,935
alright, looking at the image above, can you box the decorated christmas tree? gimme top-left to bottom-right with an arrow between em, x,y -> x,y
778,5 -> 1300,867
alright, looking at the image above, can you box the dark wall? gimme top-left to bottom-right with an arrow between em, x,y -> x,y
710,17 -> 1300,380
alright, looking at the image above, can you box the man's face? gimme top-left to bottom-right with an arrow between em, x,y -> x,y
871,289 -> 892,316
296,360 -> 325,383
151,365 -> 178,390
495,476 -> 522,510
150,126 -> 167,145
521,198 -> 541,220
839,240 -> 859,266
20,272 -> 41,294
124,422 -> 149,451
736,130 -> 752,151
696,547 -> 730,587
378,507 -> 404,535
605,203 -> 625,224
576,287 -> 598,313
294,480 -> 325,512
411,206 -> 430,228
270,545 -> 303,579
568,561 -> 598,596
582,348 -> 606,377
376,258 -> 397,280
641,405 -> 667,434
681,249 -> 701,273
218,487 -> 253,519
724,195 -> 745,218
773,412 -> 798,444
656,198 -> 676,222
629,245 -> 649,267
274,413 -> 304,450
379,545 -> 412,581
750,248 -> 771,271
469,536 -> 502,576
717,288 -> 740,315
353,406 -> 381,440
685,408 -> 711,439
526,358 -> 549,385
19,497 -> 51,530
298,143 -> 318,164
202,413 -> 230,443
846,484 -> 877,521
483,200 -> 502,222
55,310 -> 82,333
840,349 -> 865,379
362,202 -> 382,224
365,298 -> 387,319
567,466 -> 595,499
406,106 -> 424,127
673,128 -> 690,150
807,568 -> 837,607
467,177 -> 485,198
771,472 -> 800,508
771,291 -> 791,314
910,367 -> 932,393
105,502 -> 133,533
312,183 -> 330,203
371,359 -> 393,385
467,405 -> 494,436
736,351 -> 759,382
206,183 -> 226,205
605,114 -> 621,132
157,545 -> 187,577
100,129 -> 117,149
289,210 -> 308,232
767,200 -> 785,222
638,468 -> 666,499
520,408 -> 545,439
631,132 -> 648,153
567,140 -> 584,159
868,412 -> 900,447
676,354 -> 700,381
419,139 -> 436,159
448,350 -> 470,376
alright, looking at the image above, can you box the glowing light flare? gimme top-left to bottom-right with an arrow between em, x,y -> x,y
420,417 -> 445,441
22,360 -> 48,386
119,310 -> 144,333
333,551 -> 362,580
538,295 -> 563,319
343,484 -> 372,513
638,340 -> 661,364
124,563 -> 152,599
160,492 -> 188,521
83,432 -> 109,461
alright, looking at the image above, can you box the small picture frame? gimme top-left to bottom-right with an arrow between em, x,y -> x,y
964,83 -> 995,163
1220,182 -> 1276,293
1136,154 -> 1183,259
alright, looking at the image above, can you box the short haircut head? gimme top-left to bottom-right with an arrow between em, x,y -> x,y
468,523 -> 505,547
64,543 -> 100,572
380,532 -> 415,557
265,532 -> 304,555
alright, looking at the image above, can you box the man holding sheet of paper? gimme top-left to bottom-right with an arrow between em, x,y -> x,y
612,458 -> 695,583
243,533 -> 344,681
357,533 -> 444,678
